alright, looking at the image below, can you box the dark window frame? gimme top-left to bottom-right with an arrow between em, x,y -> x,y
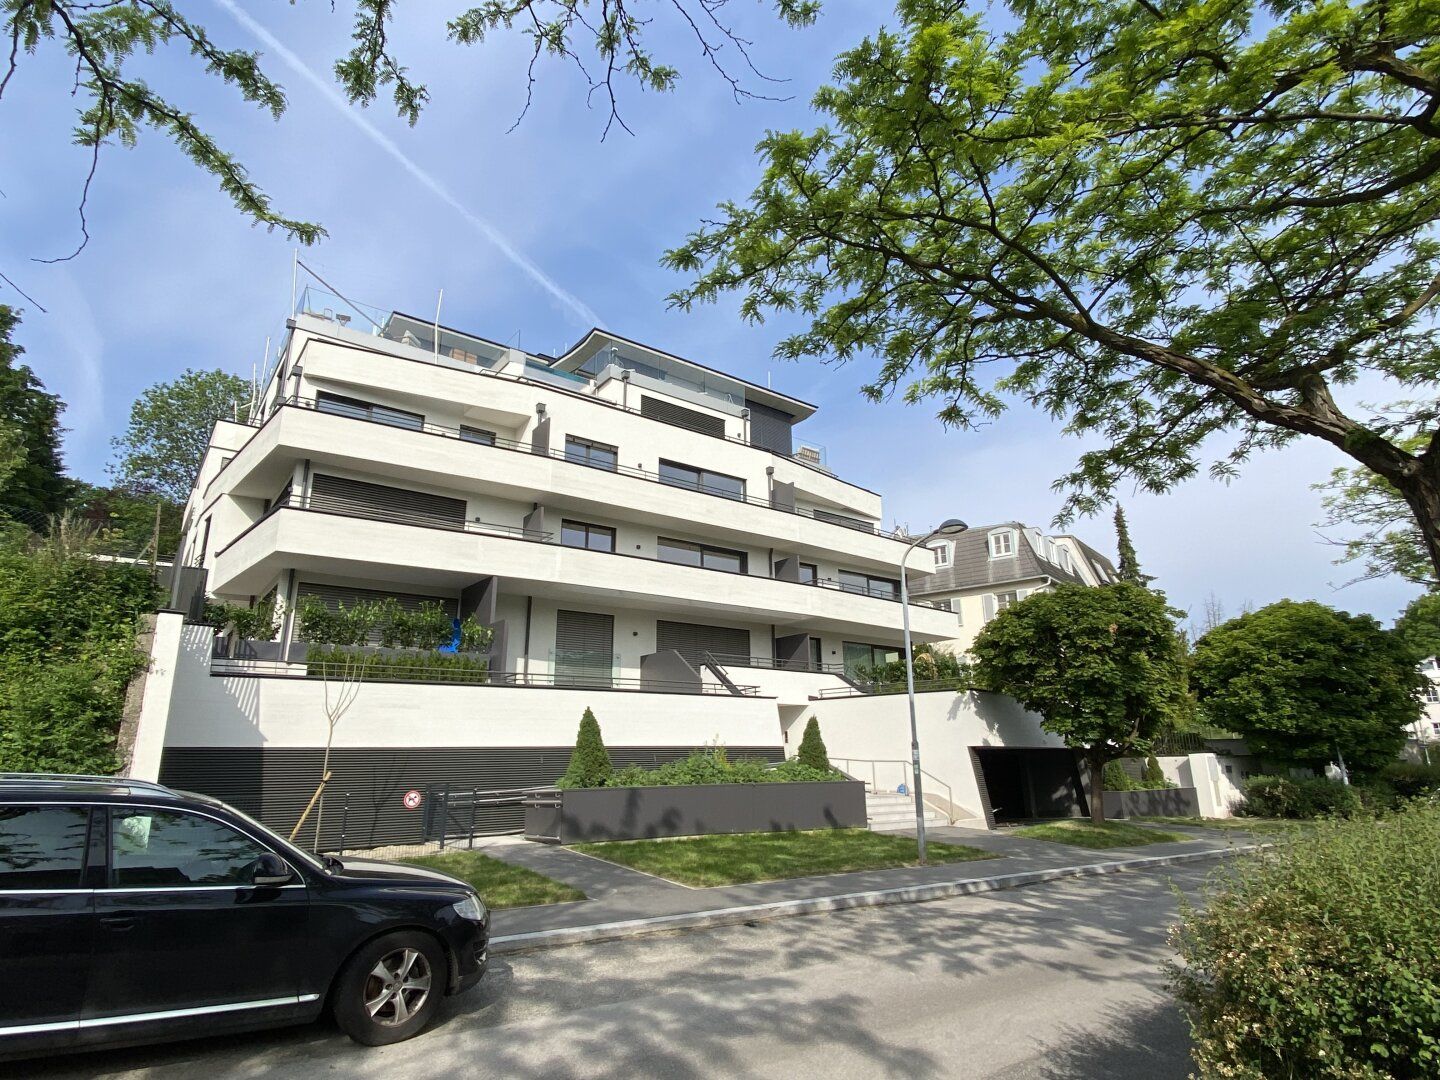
564,435 -> 618,472
838,569 -> 901,600
459,425 -> 496,445
658,459 -> 746,501
316,390 -> 424,431
657,536 -> 749,575
560,519 -> 618,553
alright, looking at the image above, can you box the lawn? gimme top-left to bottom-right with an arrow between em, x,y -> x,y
1134,815 -> 1296,836
401,851 -> 587,909
572,828 -> 997,887
1011,819 -> 1189,849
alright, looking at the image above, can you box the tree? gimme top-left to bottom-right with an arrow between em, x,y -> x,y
1113,505 -> 1151,587
110,370 -> 251,504
795,716 -> 830,771
2,1 -> 818,254
1394,592 -> 1440,663
68,482 -> 184,561
1316,437 -> 1433,587
557,708 -> 613,788
668,1 -> 1440,580
1190,600 -> 1421,775
971,582 -> 1186,823
0,307 -> 69,518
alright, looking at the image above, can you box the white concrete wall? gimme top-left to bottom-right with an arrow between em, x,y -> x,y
129,612 -> 186,781
1156,754 -> 1238,818
789,690 -> 1065,823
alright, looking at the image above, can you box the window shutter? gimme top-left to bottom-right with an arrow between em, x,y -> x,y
656,621 -> 751,665
982,594 -> 997,622
640,395 -> 725,437
310,474 -> 466,528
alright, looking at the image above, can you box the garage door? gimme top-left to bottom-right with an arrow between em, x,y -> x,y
656,620 -> 751,666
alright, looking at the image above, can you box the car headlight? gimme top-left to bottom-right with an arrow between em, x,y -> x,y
450,893 -> 487,922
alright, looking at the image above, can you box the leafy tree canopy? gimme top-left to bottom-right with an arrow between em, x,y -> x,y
110,369 -> 250,504
1394,591 -> 1440,662
0,307 -> 69,519
971,581 -> 1187,823
3,0 -> 818,253
1191,599 -> 1421,774
1316,435 -> 1433,587
68,481 -> 184,560
669,0 -> 1440,577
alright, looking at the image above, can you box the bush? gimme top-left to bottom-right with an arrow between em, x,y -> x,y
796,716 -> 830,771
1103,760 -> 1135,791
302,646 -> 489,683
1169,803 -> 1440,1079
565,746 -> 848,789
1376,760 -> 1440,801
1238,774 -> 1365,819
1143,753 -> 1166,787
204,597 -> 279,641
556,708 -> 613,789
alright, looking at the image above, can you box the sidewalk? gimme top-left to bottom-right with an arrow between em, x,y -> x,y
475,823 -> 1259,952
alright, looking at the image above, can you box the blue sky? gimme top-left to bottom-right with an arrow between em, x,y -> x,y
1,0 -> 1422,627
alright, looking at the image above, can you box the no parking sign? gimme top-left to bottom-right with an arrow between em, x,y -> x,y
402,789 -> 423,810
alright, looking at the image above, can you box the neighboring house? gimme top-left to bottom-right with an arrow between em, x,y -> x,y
1408,659 -> 1440,760
907,522 -> 1119,653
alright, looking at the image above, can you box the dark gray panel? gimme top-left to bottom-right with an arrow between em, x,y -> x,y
309,473 -> 466,528
641,395 -> 725,438
746,399 -> 795,456
656,620 -> 751,666
555,609 -> 614,685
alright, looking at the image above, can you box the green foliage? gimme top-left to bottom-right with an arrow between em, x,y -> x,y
373,599 -> 452,649
110,370 -> 252,503
1238,775 -> 1365,820
1103,760 -> 1133,791
1170,803 -> 1440,1079
303,645 -> 489,683
795,716 -> 830,771
457,614 -> 493,653
1113,505 -> 1150,586
1394,591 -> 1440,662
1377,760 -> 1440,801
0,307 -> 69,518
1316,436 -> 1433,587
1143,754 -> 1165,788
67,482 -> 183,560
0,527 -> 158,773
668,0 -> 1440,577
1103,757 -> 1173,791
972,582 -> 1186,820
204,597 -> 279,641
857,644 -> 972,690
295,594 -> 491,654
557,708 -> 613,789
1191,600 -> 1421,774
571,747 -> 844,789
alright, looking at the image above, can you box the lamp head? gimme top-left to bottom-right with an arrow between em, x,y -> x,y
928,518 -> 968,539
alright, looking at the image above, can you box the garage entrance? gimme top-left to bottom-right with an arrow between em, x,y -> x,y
971,748 -> 1089,825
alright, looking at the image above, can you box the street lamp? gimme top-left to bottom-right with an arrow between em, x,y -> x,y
899,517 -> 968,865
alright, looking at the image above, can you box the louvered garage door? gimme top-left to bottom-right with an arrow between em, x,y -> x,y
641,395 -> 725,438
309,473 -> 466,528
656,620 -> 752,666
555,609 -> 614,687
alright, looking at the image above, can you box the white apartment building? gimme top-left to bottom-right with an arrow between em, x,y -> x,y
140,292 -> 1026,844
907,522 -> 1119,653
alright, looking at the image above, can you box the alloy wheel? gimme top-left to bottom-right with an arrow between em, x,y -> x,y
363,947 -> 433,1026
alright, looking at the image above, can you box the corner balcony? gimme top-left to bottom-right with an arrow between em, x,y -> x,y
211,500 -> 961,642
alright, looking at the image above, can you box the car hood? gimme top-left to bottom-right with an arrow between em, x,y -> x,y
326,857 -> 470,890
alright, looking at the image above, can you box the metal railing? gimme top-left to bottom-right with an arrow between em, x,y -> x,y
703,651 -> 847,675
211,655 -> 758,695
814,678 -> 974,698
832,757 -> 960,824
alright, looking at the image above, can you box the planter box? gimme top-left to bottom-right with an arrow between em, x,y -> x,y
1103,787 -> 1200,819
524,780 -> 867,844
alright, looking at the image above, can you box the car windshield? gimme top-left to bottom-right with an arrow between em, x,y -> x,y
180,792 -> 327,873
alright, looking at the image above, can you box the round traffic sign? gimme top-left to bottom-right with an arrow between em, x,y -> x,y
402,789 -> 423,810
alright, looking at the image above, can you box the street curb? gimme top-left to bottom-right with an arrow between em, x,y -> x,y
490,842 -> 1255,954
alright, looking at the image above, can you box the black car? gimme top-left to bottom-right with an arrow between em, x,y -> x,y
0,774 -> 488,1058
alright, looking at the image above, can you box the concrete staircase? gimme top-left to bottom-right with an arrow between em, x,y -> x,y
866,790 -> 950,832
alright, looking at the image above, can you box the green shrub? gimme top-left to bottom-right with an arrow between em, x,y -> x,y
1103,760 -> 1135,791
1143,754 -> 1166,787
204,597 -> 279,641
302,645 -> 489,683
1377,760 -> 1440,801
598,747 -> 846,788
1169,803 -> 1440,1079
1239,774 -> 1365,819
796,716 -> 830,771
457,614 -> 494,654
556,708 -> 613,788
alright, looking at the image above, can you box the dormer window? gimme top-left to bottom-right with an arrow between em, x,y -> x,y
928,542 -> 952,568
988,528 -> 1017,559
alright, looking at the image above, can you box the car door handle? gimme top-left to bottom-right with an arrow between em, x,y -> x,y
100,914 -> 137,932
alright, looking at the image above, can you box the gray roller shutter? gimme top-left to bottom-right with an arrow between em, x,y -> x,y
656,620 -> 751,666
555,609 -> 614,686
641,395 -> 725,438
746,399 -> 795,456
310,473 -> 466,528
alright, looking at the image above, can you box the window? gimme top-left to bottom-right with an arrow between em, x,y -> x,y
564,435 -> 618,472
929,543 -> 951,568
658,460 -> 746,501
658,537 -> 748,574
843,641 -> 901,678
772,560 -> 818,583
934,599 -> 953,612
561,519 -> 617,553
110,809 -> 271,888
316,390 -> 424,431
995,590 -> 1019,612
459,425 -> 496,446
812,509 -> 876,533
1426,683 -> 1439,704
988,529 -> 1017,558
809,637 -> 823,669
838,570 -> 900,601
0,806 -> 89,890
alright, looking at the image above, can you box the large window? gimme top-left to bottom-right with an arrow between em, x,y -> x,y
561,519 -> 617,553
658,537 -> 748,574
658,460 -> 746,501
1426,683 -> 1440,704
0,806 -> 89,890
459,425 -> 496,445
564,435 -> 618,472
110,809 -> 270,888
988,528 -> 1017,558
843,641 -> 901,678
316,390 -> 424,431
838,570 -> 900,600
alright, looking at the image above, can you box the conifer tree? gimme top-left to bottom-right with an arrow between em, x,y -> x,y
1114,505 -> 1152,586
796,716 -> 830,772
558,708 -> 613,788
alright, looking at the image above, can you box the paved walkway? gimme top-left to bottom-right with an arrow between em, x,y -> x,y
473,823 -> 1259,938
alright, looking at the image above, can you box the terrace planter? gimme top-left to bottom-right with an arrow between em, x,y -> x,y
1103,787 -> 1200,819
524,780 -> 867,844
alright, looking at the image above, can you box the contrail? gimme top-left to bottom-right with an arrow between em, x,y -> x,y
213,0 -> 603,330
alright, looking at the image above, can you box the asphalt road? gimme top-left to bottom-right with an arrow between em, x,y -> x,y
18,862 -> 1213,1080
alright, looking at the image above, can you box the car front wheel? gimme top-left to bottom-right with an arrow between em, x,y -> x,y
332,931 -> 447,1045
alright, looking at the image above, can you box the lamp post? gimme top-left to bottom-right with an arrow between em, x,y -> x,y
899,518 -> 968,865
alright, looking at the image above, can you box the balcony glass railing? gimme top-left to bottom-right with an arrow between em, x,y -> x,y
294,286 -> 388,335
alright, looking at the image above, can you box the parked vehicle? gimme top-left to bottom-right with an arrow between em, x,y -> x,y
0,774 -> 488,1058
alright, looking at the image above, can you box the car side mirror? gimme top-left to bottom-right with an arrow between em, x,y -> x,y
251,852 -> 293,887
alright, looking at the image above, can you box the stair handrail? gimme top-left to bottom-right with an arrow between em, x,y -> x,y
830,757 -> 960,825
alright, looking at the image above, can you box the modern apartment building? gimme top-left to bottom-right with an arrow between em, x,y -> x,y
143,292 -> 986,843
907,522 -> 1119,653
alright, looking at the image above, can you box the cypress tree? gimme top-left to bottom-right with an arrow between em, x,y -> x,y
1113,504 -> 1152,586
796,716 -> 831,771
1144,754 -> 1166,787
558,708 -> 613,788
0,307 -> 69,518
